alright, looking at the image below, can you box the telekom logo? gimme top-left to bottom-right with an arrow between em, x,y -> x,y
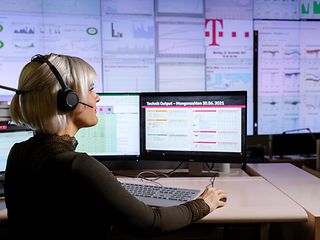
205,19 -> 250,46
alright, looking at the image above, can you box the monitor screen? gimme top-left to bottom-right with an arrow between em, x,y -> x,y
0,129 -> 34,172
76,93 -> 140,158
140,91 -> 247,163
254,20 -> 320,135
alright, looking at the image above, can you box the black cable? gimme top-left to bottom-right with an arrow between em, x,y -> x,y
207,172 -> 218,188
164,161 -> 185,176
131,161 -> 185,185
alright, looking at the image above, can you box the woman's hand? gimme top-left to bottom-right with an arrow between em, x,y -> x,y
197,187 -> 227,212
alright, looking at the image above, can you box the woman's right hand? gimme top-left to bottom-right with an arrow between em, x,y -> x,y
197,187 -> 227,212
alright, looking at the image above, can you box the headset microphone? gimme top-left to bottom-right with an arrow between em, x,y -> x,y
78,102 -> 94,108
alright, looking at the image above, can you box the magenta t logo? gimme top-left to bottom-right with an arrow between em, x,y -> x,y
205,19 -> 223,47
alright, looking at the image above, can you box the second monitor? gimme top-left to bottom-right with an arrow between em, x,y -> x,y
140,91 -> 247,164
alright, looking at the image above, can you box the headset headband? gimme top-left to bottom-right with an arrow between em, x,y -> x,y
31,54 -> 79,112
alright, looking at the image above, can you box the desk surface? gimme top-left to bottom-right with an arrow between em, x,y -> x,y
247,163 -> 320,217
0,173 -> 308,226
119,176 -> 307,224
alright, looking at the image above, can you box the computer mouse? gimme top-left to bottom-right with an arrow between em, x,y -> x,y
220,197 -> 227,202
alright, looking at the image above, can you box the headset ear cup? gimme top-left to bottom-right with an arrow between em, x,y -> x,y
57,88 -> 79,112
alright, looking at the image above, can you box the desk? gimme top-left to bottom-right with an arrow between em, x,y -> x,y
0,173 -> 307,240
119,176 -> 307,240
247,163 -> 320,240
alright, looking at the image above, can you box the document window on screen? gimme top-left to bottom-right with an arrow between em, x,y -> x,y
145,104 -> 242,153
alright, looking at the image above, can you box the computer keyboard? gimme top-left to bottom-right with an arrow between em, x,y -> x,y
121,182 -> 200,207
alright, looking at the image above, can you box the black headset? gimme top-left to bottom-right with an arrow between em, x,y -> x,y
31,54 -> 80,112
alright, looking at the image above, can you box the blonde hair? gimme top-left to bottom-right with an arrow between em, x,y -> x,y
10,53 -> 96,134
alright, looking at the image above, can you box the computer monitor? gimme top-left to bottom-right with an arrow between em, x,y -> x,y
76,93 -> 140,159
271,132 -> 317,159
140,91 -> 247,163
0,128 -> 34,177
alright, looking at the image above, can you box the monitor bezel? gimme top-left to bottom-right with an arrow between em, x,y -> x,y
139,91 -> 247,163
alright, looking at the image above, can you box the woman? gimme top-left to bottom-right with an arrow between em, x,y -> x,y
4,53 -> 227,239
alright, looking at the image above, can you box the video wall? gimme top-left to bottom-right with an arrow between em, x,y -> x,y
0,0 -> 320,135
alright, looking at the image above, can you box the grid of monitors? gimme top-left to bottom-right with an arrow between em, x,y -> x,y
0,129 -> 34,173
3,1 -> 320,137
0,0 -> 254,135
140,91 -> 247,163
76,93 -> 140,158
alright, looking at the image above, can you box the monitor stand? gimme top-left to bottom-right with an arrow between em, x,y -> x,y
188,162 -> 231,177
218,163 -> 231,176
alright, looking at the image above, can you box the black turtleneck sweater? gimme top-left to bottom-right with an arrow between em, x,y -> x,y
4,134 -> 210,240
